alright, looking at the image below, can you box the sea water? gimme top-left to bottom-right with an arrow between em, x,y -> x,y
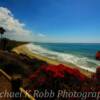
26,43 -> 100,72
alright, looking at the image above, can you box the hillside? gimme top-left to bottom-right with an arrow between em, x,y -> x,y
0,39 -> 100,100
0,38 -> 28,51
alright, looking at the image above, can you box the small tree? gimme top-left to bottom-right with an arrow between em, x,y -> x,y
0,27 -> 6,49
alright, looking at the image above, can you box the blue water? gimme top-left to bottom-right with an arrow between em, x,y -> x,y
35,43 -> 100,59
27,43 -> 100,72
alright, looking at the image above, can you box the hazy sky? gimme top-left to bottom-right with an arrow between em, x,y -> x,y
0,0 -> 100,43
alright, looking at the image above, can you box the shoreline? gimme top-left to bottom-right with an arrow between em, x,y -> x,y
12,44 -> 94,78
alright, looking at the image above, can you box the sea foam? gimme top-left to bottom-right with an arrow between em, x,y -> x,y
26,43 -> 100,72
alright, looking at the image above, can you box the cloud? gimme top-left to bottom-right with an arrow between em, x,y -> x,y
38,33 -> 46,37
0,7 -> 40,41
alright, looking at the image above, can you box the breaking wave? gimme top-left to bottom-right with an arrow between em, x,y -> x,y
26,43 -> 100,72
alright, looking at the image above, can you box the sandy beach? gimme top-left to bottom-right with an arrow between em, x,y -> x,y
12,44 -> 94,78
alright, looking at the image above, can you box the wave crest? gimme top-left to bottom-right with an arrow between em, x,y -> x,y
26,43 -> 100,72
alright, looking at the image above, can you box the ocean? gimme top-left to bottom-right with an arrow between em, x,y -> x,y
27,43 -> 100,72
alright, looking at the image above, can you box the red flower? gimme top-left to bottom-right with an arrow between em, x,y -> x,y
96,51 -> 100,60
44,64 -> 65,78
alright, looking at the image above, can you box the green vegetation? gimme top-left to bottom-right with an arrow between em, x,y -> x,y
0,38 -> 28,51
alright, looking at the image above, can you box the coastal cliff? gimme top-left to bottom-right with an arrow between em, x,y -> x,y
0,40 -> 100,100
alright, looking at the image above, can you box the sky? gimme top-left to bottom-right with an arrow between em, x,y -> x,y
0,0 -> 100,43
